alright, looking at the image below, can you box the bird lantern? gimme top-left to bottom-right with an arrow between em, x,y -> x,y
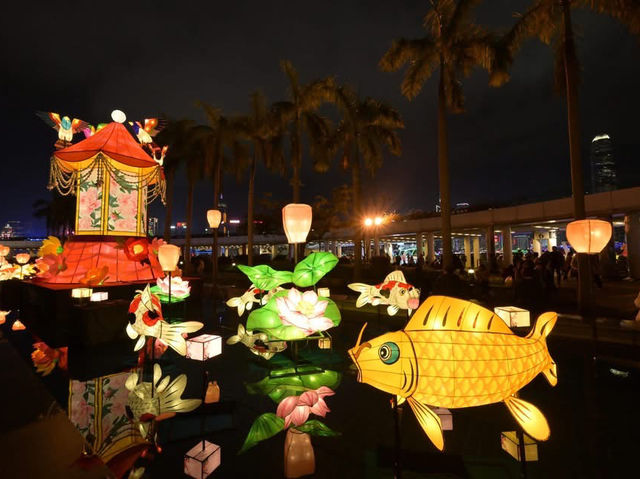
566,219 -> 612,254
207,209 -> 222,229
282,204 -> 312,244
48,111 -> 165,237
158,244 -> 181,272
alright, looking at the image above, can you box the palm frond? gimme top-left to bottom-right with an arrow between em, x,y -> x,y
400,51 -> 439,100
280,60 -> 300,102
379,37 -> 436,72
577,0 -> 640,36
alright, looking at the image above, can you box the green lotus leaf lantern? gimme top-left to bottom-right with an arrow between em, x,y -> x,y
237,264 -> 293,291
292,252 -> 338,288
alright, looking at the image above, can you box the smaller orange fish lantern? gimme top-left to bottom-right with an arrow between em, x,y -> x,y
0,310 -> 9,325
282,203 -> 312,244
12,319 -> 26,331
566,219 -> 612,254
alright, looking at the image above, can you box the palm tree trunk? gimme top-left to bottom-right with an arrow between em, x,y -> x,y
352,146 -> 362,280
184,178 -> 194,276
247,153 -> 256,266
438,66 -> 453,270
163,169 -> 175,241
562,1 -> 591,313
212,151 -> 222,283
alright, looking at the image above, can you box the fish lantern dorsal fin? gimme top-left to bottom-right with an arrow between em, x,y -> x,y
384,270 -> 406,283
405,296 -> 513,334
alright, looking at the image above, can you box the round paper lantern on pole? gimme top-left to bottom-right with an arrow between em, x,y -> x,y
566,219 -> 612,254
282,204 -> 312,244
207,209 -> 222,229
158,244 -> 181,272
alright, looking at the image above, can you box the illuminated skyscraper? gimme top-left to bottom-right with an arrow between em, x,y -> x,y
590,134 -> 616,193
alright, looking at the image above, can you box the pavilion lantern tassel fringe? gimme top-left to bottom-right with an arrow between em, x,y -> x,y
48,154 -> 166,204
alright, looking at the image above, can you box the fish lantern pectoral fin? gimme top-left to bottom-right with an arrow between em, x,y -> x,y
504,396 -> 550,441
407,397 -> 444,451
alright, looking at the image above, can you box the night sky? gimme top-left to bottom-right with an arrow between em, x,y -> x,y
3,0 -> 639,236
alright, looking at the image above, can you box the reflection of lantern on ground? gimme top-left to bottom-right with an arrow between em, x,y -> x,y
282,204 -> 312,244
12,319 -> 26,331
284,429 -> 315,478
566,219 -> 612,254
501,431 -> 538,462
184,440 -> 221,479
494,306 -> 530,328
186,334 -> 223,361
317,336 -> 332,350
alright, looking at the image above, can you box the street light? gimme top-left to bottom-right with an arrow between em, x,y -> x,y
363,216 -> 384,259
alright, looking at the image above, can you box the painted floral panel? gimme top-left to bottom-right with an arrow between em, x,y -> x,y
77,168 -> 102,232
108,173 -> 139,233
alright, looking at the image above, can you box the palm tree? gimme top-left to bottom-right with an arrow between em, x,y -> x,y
199,104 -> 247,280
272,60 -> 335,202
379,0 -> 507,270
332,85 -> 404,278
237,92 -> 285,266
33,193 -> 75,238
502,0 -> 639,311
155,119 -> 195,241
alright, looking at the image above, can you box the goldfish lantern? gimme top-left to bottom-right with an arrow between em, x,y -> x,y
158,244 -> 181,272
349,271 -> 420,316
282,204 -> 312,244
566,219 -> 612,254
47,113 -> 164,237
207,209 -> 222,229
348,295 -> 557,450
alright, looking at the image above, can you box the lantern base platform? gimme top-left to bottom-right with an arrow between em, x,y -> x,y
35,238 -> 161,284
4,279 -> 201,352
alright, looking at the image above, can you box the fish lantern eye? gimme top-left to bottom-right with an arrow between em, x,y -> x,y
400,289 -> 406,295
379,342 -> 400,364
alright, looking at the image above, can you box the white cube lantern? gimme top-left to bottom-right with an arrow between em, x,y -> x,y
433,407 -> 453,431
317,287 -> 330,298
494,306 -> 530,328
501,431 -> 538,462
317,336 -> 332,350
90,291 -> 109,302
186,334 -> 222,361
184,440 -> 221,478
71,288 -> 93,299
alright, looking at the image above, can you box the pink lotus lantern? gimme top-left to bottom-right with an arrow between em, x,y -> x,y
186,334 -> 222,361
184,440 -> 221,479
282,204 -> 312,244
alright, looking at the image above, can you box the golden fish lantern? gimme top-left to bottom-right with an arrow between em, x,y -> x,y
282,204 -> 312,244
566,219 -> 612,254
283,429 -> 315,478
349,295 -> 558,451
158,244 -> 181,272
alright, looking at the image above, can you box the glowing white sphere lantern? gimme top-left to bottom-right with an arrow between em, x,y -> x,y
111,109 -> 127,123
566,219 -> 612,254
282,203 -> 312,244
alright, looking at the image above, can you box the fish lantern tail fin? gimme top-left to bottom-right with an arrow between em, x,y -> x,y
348,283 -> 373,308
527,312 -> 558,386
526,312 -> 557,342
159,321 -> 203,355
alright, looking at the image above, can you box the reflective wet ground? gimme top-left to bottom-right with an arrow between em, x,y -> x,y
3,296 -> 640,478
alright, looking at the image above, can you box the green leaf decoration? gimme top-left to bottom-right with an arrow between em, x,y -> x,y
149,285 -> 189,303
293,420 -> 340,437
293,252 -> 338,287
246,369 -> 342,403
322,297 -> 341,327
237,264 -> 293,291
246,290 -> 287,331
238,413 -> 284,454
